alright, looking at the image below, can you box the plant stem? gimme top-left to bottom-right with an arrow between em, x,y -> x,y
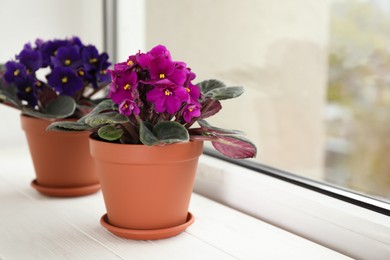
120,122 -> 139,144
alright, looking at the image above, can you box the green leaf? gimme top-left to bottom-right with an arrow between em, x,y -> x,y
78,99 -> 115,124
45,95 -> 77,117
153,121 -> 189,144
85,112 -> 129,127
139,121 -> 159,145
197,79 -> 226,94
0,89 -> 22,108
198,120 -> 245,135
140,121 -> 190,146
21,95 -> 76,119
22,96 -> 76,119
90,99 -> 115,114
0,80 -> 22,108
46,121 -> 93,132
97,124 -> 124,141
205,86 -> 244,100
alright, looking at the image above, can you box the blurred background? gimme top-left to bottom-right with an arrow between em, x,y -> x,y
1,0 -> 389,202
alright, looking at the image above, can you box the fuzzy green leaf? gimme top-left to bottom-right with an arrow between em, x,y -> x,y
47,121 -> 93,132
97,124 -> 124,141
197,79 -> 226,94
0,80 -> 22,108
153,121 -> 189,144
22,96 -> 77,119
26,95 -> 76,119
78,99 -> 116,123
0,89 -> 22,108
198,120 -> 245,135
205,86 -> 244,100
45,95 -> 76,117
139,121 -> 159,145
90,99 -> 115,113
140,121 -> 189,146
85,112 -> 129,127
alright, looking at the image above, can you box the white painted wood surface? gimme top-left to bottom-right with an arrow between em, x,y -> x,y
0,147 -> 349,259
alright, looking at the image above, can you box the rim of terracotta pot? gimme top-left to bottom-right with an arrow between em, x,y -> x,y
89,135 -> 204,164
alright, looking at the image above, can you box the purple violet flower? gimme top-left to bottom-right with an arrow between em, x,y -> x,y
17,43 -> 42,73
38,39 -> 69,67
16,76 -> 38,107
82,45 -> 100,70
4,61 -> 27,84
47,66 -> 83,96
51,45 -> 82,68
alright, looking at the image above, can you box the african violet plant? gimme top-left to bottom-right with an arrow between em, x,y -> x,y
0,37 -> 111,119
48,45 -> 256,159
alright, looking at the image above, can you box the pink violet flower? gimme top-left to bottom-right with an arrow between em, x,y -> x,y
107,44 -> 202,118
119,99 -> 140,116
146,79 -> 189,114
183,103 -> 201,123
108,70 -> 138,104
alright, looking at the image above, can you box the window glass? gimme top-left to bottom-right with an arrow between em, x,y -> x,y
326,0 -> 390,201
141,0 -> 390,202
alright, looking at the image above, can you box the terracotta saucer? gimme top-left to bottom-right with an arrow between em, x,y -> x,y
100,212 -> 194,240
31,179 -> 100,197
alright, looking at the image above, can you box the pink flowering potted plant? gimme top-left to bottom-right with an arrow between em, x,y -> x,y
49,45 -> 256,239
0,37 -> 111,197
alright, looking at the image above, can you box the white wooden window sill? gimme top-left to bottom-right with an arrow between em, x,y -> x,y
0,148 -> 349,259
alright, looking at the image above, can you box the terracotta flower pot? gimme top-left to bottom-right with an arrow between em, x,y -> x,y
89,137 -> 203,240
21,115 -> 100,197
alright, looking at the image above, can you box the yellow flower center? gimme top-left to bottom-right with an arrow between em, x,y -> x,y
78,70 -> 85,76
25,86 -> 32,93
127,60 -> 134,66
185,87 -> 190,92
36,81 -> 42,87
64,59 -> 71,66
100,70 -> 107,74
61,77 -> 68,84
159,73 -> 165,79
165,89 -> 172,96
13,69 -> 20,76
124,84 -> 131,90
89,58 -> 98,63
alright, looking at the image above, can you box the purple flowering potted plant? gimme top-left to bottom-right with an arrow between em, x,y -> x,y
49,45 -> 256,239
0,37 -> 111,197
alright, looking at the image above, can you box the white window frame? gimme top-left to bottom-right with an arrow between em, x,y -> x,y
195,150 -> 390,259
112,1 -> 390,258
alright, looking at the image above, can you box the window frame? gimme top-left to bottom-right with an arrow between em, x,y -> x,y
204,148 -> 390,216
195,149 -> 390,259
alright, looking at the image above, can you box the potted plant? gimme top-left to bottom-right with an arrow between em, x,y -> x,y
0,37 -> 111,197
49,45 -> 256,239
